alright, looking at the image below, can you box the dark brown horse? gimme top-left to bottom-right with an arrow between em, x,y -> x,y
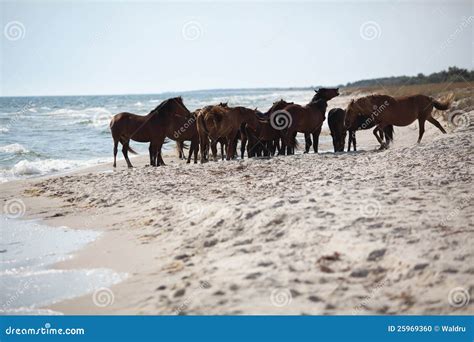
327,108 -> 347,152
197,105 -> 260,163
242,99 -> 294,158
279,88 -> 340,153
345,94 -> 451,149
109,97 -> 194,167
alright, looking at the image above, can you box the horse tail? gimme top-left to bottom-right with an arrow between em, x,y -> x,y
127,145 -> 138,154
384,125 -> 394,142
431,94 -> 453,111
287,133 -> 299,149
198,114 -> 210,136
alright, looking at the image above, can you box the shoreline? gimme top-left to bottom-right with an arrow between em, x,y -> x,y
1,120 -> 472,315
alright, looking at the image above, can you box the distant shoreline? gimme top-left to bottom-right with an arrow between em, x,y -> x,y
2,67 -> 472,99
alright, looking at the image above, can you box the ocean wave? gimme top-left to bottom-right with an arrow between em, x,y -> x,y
11,159 -> 90,176
0,126 -> 9,133
0,143 -> 29,154
0,156 -> 114,183
48,107 -> 111,117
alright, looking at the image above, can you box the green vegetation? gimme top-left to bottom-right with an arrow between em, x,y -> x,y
345,67 -> 473,88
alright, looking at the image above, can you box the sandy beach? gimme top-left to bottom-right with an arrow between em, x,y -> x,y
1,93 -> 472,315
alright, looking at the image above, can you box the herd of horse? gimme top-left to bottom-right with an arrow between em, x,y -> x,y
109,88 -> 452,167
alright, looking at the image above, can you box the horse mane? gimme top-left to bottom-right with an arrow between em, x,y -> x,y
149,97 -> 184,116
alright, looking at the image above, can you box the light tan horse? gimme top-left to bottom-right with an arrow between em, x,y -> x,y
344,94 -> 452,148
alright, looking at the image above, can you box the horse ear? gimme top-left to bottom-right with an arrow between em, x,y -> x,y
314,89 -> 318,93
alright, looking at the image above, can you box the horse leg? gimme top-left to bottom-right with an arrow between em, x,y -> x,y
347,131 -> 353,151
149,143 -> 155,166
210,140 -> 218,161
195,140 -> 199,164
158,150 -> 166,166
417,118 -> 426,143
113,139 -> 118,167
373,126 -> 386,149
122,140 -> 133,168
225,137 -> 233,161
199,134 -> 208,164
312,128 -> 321,154
427,116 -> 447,134
304,133 -> 312,153
186,140 -> 194,164
241,132 -> 247,159
279,137 -> 286,156
220,142 -> 225,161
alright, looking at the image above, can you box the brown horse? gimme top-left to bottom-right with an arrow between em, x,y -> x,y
345,114 -> 393,151
243,99 -> 294,158
109,97 -> 194,167
279,88 -> 340,153
344,94 -> 451,148
197,105 -> 260,163
327,108 -> 347,152
194,103 -> 229,161
172,109 -> 200,164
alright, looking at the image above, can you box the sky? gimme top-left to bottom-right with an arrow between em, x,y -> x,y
0,0 -> 472,96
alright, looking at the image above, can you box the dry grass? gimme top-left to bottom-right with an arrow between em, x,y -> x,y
344,81 -> 473,99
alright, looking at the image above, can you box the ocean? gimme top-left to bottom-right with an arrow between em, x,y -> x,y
0,217 -> 125,314
0,88 -> 341,183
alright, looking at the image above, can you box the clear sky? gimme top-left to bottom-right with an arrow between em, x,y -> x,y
0,0 -> 472,96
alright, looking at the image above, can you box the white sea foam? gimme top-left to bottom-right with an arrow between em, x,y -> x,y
48,107 -> 111,118
0,143 -> 29,154
0,126 -> 10,133
0,157 -> 112,183
0,217 -> 126,313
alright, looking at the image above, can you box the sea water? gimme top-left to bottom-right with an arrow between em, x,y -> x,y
0,88 -> 338,182
0,217 -> 125,314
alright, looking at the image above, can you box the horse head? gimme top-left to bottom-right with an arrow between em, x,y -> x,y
311,88 -> 340,103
